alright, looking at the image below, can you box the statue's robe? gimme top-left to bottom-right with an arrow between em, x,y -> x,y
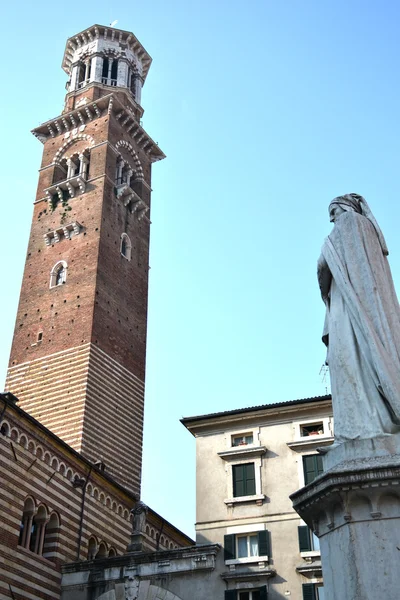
321,211 -> 400,441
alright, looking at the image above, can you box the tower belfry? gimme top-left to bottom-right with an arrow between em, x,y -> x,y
5,24 -> 165,495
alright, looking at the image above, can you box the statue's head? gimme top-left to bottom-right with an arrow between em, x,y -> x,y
329,193 -> 364,222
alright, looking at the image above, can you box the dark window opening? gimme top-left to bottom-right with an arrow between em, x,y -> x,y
37,332 -> 43,342
111,59 -> 118,81
77,62 -> 85,85
102,57 -> 109,79
55,266 -> 66,286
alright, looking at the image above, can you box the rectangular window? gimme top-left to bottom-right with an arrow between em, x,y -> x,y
224,531 -> 270,562
225,587 -> 267,600
233,463 -> 256,497
302,454 -> 323,485
300,422 -> 324,437
237,534 -> 258,558
232,433 -> 254,447
302,584 -> 324,600
298,526 -> 320,552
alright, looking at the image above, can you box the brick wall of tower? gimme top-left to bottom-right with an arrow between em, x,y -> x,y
5,105 -> 153,493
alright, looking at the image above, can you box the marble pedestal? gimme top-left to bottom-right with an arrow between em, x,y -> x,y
291,434 -> 400,600
127,531 -> 145,552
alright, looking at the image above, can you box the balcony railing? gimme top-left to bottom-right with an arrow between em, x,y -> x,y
44,173 -> 87,205
101,77 -> 117,86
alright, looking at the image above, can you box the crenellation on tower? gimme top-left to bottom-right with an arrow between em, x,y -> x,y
5,24 -> 165,495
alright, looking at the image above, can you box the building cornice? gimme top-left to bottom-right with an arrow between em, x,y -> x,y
62,24 -> 152,82
31,94 -> 165,163
181,396 -> 332,435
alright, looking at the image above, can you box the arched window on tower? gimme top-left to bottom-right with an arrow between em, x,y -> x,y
77,59 -> 92,89
30,505 -> 48,555
50,261 -> 68,288
128,69 -> 137,99
110,59 -> 118,86
115,156 -> 132,187
102,57 -> 109,84
77,62 -> 86,88
18,497 -> 35,549
120,233 -> 132,261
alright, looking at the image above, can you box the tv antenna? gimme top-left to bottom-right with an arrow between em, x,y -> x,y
319,363 -> 330,394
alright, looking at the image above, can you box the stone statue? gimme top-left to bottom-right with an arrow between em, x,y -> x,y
130,501 -> 148,533
124,576 -> 139,600
317,193 -> 400,442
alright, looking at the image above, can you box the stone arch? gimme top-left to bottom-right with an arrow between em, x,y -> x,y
377,492 -> 400,518
27,440 -> 36,454
54,134 -> 95,164
115,140 -> 144,180
43,452 -> 51,465
348,493 -> 373,520
95,584 -> 185,600
86,483 -> 93,496
51,457 -> 59,470
10,428 -> 19,441
36,446 -> 44,460
19,434 -> 28,448
59,462 -> 67,476
0,420 -> 11,436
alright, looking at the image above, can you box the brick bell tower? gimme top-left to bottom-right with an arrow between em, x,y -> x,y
5,24 -> 164,495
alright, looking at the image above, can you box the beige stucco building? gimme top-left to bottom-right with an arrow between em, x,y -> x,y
182,395 -> 333,600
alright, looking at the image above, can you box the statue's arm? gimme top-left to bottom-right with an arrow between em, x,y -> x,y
317,254 -> 332,304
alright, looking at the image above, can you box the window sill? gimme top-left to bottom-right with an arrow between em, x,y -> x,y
225,494 -> 265,506
17,544 -> 57,568
218,445 -> 267,460
287,436 -> 334,450
225,555 -> 269,566
300,550 -> 321,559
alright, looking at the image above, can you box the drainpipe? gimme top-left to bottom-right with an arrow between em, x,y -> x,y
74,466 -> 93,560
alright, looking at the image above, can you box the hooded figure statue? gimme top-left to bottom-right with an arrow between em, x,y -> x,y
317,193 -> 400,442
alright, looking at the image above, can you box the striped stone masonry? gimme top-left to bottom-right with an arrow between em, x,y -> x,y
5,343 -> 145,496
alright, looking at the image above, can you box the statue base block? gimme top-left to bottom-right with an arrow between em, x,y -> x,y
127,532 -> 144,553
291,438 -> 400,600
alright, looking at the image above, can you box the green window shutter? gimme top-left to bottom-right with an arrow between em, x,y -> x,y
233,465 -> 244,497
245,463 -> 256,495
224,534 -> 236,561
258,530 -> 270,557
303,455 -> 323,485
302,583 -> 316,600
259,585 -> 268,600
298,525 -> 312,552
225,591 -> 237,600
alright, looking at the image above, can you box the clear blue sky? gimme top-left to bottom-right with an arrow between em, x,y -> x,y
2,1 -> 400,538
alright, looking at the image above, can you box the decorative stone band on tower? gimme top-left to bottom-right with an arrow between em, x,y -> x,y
5,24 -> 165,496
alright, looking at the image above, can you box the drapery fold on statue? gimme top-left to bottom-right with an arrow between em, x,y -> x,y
321,210 -> 400,441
